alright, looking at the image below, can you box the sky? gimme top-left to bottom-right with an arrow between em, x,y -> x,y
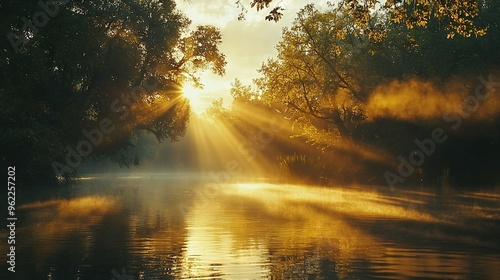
175,0 -> 329,113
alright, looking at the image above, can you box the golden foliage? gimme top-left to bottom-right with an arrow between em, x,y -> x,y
248,0 -> 488,39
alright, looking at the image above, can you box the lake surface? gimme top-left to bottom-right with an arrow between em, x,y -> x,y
1,173 -> 500,279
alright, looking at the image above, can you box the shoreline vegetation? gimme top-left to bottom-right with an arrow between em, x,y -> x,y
2,1 -> 500,191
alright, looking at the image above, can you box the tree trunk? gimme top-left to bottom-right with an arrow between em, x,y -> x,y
330,108 -> 351,140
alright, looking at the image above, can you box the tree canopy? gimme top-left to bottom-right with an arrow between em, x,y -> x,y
251,1 -> 500,187
242,0 -> 488,40
257,4 -> 372,141
1,0 -> 225,185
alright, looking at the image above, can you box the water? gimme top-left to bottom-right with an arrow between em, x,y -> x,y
1,173 -> 499,279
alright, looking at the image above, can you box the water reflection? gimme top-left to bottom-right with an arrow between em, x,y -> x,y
1,176 -> 499,279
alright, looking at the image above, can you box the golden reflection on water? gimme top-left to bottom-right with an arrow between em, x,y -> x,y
227,183 -> 437,221
179,183 -> 383,278
5,181 -> 500,279
180,183 -> 500,279
181,201 -> 271,279
19,196 -> 120,237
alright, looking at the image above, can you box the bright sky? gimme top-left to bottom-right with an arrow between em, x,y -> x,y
175,0 -> 329,113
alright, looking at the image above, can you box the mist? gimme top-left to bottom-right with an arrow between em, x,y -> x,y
365,75 -> 500,122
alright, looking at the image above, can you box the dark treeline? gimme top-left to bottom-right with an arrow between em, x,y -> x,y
1,0 -> 225,186
2,0 -> 500,189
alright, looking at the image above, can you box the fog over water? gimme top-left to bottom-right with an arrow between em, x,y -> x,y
1,175 -> 499,279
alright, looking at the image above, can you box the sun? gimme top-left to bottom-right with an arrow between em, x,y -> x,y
182,83 -> 206,115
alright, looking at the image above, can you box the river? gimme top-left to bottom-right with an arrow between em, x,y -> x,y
1,173 -> 499,279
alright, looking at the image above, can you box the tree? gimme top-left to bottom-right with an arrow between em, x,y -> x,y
242,0 -> 488,40
257,4 -> 370,142
252,1 -> 500,187
0,0 -> 225,185
371,0 -> 500,79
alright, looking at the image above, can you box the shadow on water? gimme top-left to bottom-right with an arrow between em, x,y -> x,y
0,175 -> 499,279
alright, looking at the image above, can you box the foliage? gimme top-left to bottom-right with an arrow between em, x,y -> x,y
368,0 -> 500,79
257,4 -> 371,141
230,78 -> 260,104
244,0 -> 488,40
252,1 -> 500,188
0,0 -> 225,185
278,154 -> 326,184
